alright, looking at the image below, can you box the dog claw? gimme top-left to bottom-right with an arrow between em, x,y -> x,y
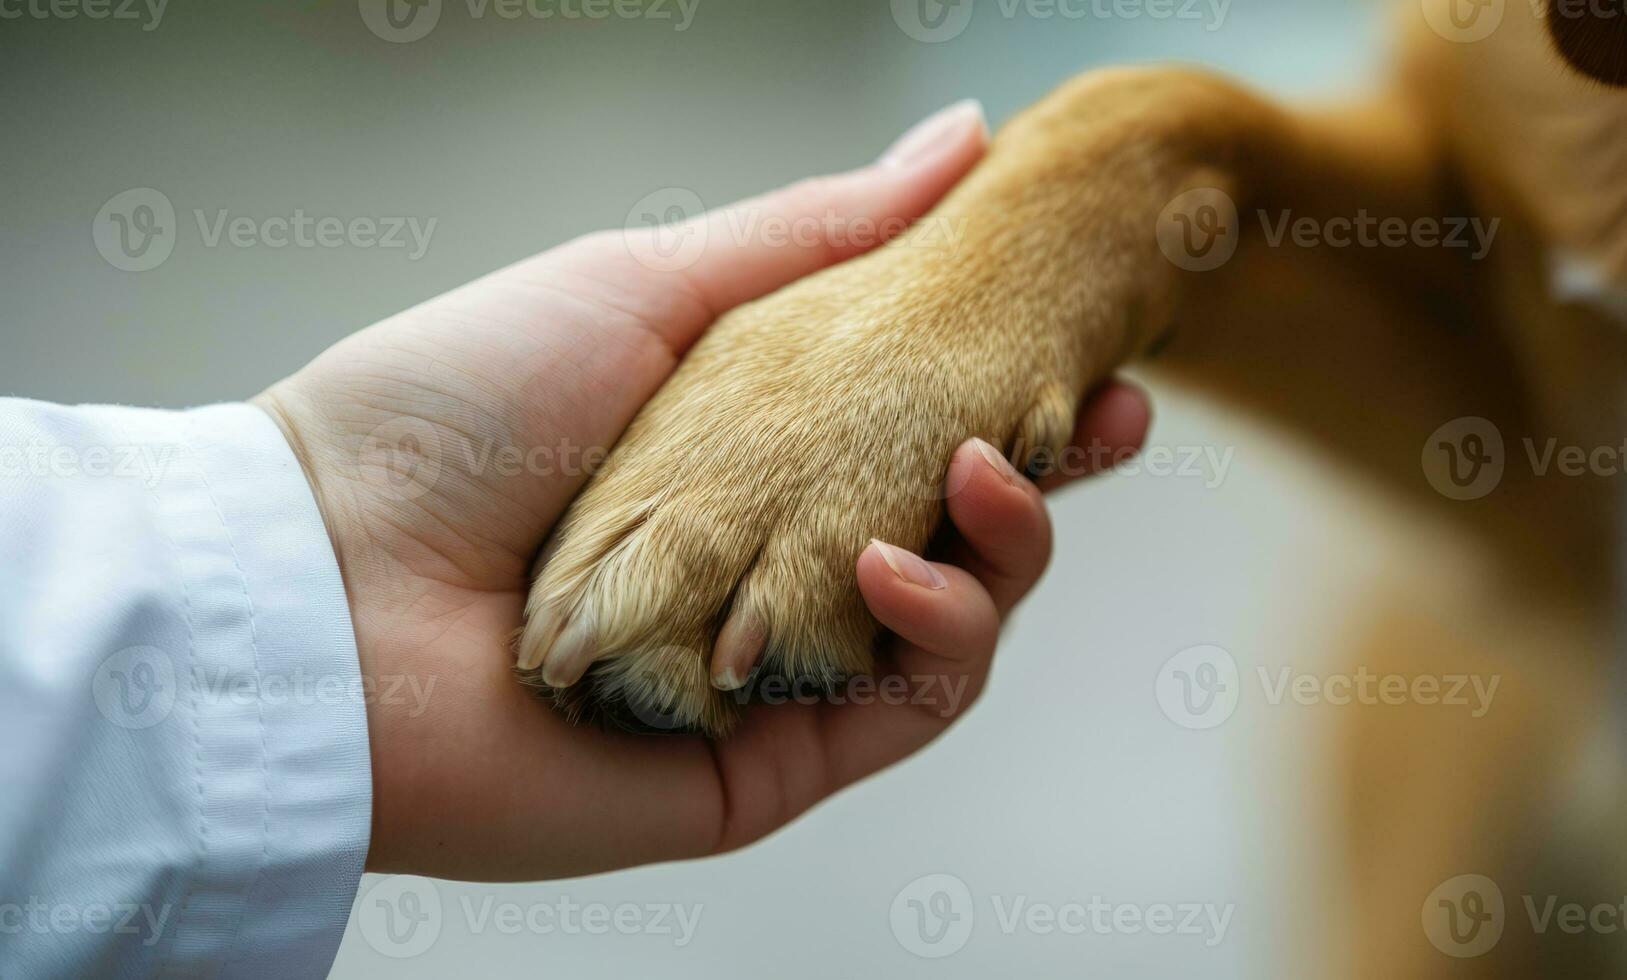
540,615 -> 598,688
711,607 -> 767,691
516,611 -> 564,671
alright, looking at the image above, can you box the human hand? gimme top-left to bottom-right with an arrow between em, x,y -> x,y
253,100 -> 1150,881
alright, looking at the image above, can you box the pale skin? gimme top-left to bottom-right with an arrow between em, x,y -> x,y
253,101 -> 1150,882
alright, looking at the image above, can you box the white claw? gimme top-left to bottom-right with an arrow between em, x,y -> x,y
711,608 -> 767,692
516,611 -> 566,672
540,615 -> 599,689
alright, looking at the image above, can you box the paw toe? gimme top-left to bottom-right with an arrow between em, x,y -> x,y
1010,379 -> 1077,478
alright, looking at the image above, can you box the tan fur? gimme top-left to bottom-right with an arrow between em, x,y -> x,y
521,2 -> 1626,971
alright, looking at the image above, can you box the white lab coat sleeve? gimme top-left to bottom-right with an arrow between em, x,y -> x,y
0,399 -> 371,980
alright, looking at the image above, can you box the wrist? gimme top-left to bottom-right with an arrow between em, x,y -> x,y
251,387 -> 363,610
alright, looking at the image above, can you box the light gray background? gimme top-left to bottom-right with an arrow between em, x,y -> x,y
2,0 -> 1392,975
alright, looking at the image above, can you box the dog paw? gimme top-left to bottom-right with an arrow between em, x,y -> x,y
516,252 -> 1084,735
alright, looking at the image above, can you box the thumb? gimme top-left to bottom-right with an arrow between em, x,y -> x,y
562,99 -> 990,353
678,99 -> 989,310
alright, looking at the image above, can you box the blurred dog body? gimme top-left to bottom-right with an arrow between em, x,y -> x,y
1158,4 -> 1627,973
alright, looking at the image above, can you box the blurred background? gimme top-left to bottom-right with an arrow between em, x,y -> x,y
2,0 -> 1396,975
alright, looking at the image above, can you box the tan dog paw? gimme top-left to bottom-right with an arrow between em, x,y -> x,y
515,249 -> 1086,735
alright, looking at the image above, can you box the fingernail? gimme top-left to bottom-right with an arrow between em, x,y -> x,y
880,99 -> 987,169
972,437 -> 1019,487
870,539 -> 948,590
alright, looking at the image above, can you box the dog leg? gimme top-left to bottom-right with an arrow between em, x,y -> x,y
517,68 -> 1522,733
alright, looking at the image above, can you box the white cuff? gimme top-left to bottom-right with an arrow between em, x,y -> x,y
0,400 -> 371,980
158,403 -> 373,979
